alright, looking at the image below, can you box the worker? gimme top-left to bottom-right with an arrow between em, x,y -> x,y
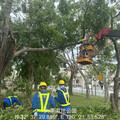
81,38 -> 89,57
3,96 -> 23,109
54,80 -> 70,120
32,82 -> 56,120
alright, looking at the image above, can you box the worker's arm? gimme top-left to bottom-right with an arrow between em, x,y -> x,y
32,93 -> 38,109
50,94 -> 56,108
54,90 -> 62,103
14,98 -> 23,106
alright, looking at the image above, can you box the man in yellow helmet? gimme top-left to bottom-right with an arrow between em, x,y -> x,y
3,96 -> 23,109
32,82 -> 56,120
54,80 -> 70,120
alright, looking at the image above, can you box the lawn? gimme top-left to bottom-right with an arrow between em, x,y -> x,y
70,94 -> 109,108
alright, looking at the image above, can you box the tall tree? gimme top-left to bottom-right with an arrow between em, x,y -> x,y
58,48 -> 90,98
58,49 -> 76,95
0,0 -> 14,89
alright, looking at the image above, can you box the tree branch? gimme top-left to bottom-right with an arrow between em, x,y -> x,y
92,63 -> 99,75
57,55 -> 71,67
13,41 -> 82,58
113,12 -> 120,19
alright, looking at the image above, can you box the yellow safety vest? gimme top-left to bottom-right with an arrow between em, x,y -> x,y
60,89 -> 70,107
34,92 -> 50,113
7,96 -> 12,105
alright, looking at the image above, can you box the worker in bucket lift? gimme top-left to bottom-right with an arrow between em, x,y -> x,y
54,80 -> 70,120
32,82 -> 56,120
3,96 -> 23,109
81,38 -> 89,57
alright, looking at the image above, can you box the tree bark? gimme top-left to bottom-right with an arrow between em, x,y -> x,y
78,69 -> 90,99
95,83 -> 96,96
69,71 -> 74,95
113,77 -> 119,113
104,82 -> 109,102
0,0 -> 13,90
85,81 -> 90,99
111,38 -> 120,114
28,62 -> 34,89
110,93 -> 118,113
91,84 -> 93,95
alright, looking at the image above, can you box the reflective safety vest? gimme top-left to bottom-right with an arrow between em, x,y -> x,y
34,92 -> 50,113
60,89 -> 70,107
7,96 -> 12,105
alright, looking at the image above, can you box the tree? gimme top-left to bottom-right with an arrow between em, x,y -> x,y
105,0 -> 120,113
58,48 -> 90,98
58,48 -> 77,95
0,0 -> 14,89
91,51 -> 116,103
14,51 -> 60,88
0,0 -> 81,90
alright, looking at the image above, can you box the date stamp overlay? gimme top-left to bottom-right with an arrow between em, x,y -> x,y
14,108 -> 106,119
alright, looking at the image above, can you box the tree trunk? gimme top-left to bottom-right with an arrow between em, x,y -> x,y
78,69 -> 90,99
0,0 -> 14,90
91,84 -> 93,95
111,38 -> 120,114
95,82 -> 96,96
110,93 -> 117,111
69,72 -> 74,95
104,82 -> 109,102
34,83 -> 38,91
113,77 -> 119,113
85,81 -> 90,99
28,62 -> 34,89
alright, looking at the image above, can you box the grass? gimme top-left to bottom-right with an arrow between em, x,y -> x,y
70,94 -> 110,108
70,94 -> 112,120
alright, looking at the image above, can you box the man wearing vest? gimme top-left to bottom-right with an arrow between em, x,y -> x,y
3,96 -> 23,109
54,80 -> 70,120
32,82 -> 56,120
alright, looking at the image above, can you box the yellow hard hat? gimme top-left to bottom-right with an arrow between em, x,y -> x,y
59,80 -> 65,85
39,82 -> 47,87
14,96 -> 18,98
82,39 -> 85,41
